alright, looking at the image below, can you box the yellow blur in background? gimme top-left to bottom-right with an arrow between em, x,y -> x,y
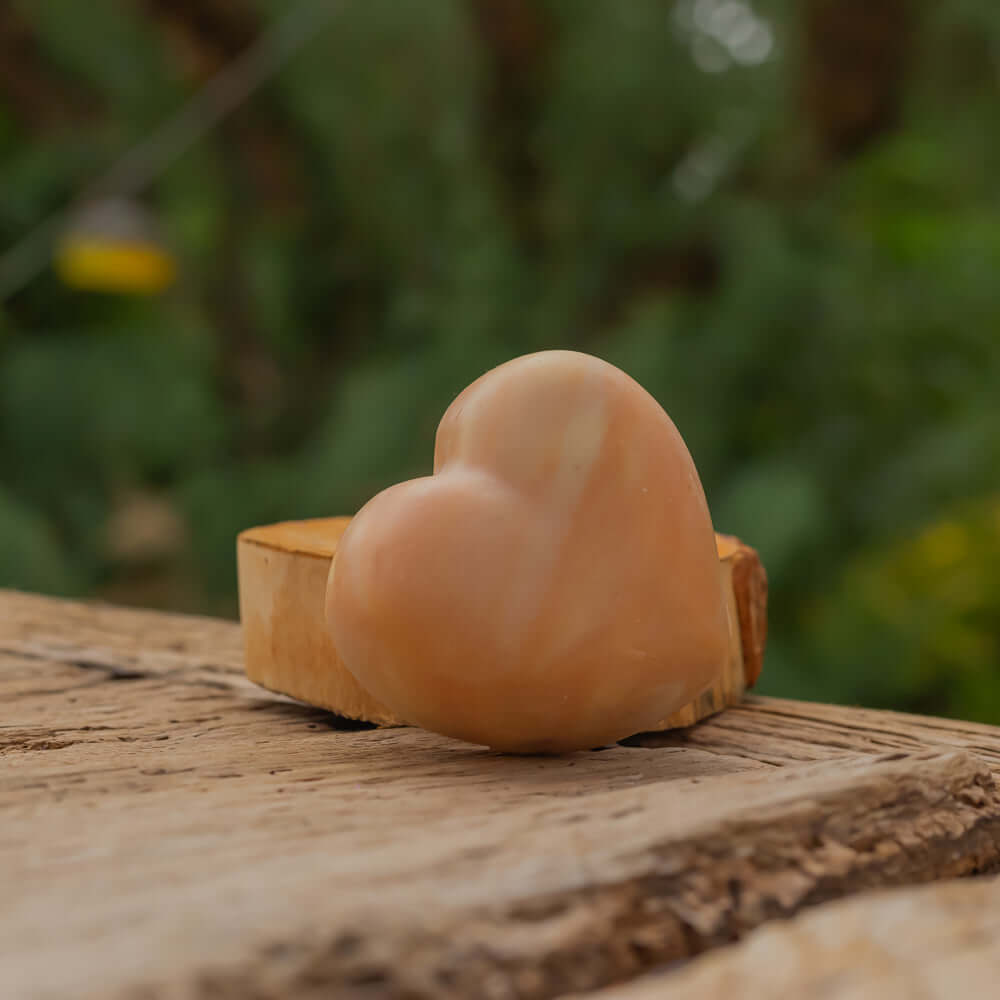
54,198 -> 175,295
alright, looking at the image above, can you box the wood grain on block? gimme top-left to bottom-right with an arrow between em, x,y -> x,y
238,516 -> 398,725
581,873 -> 1000,1000
4,590 -> 1000,1000
238,518 -> 767,732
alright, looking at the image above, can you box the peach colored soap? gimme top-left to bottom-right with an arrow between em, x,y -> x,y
326,351 -> 731,752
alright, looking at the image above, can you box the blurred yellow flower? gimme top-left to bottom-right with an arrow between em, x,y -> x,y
54,198 -> 175,295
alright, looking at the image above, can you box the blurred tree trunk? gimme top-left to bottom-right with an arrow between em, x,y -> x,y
467,0 -> 552,247
803,0 -> 912,157
141,0 -> 303,445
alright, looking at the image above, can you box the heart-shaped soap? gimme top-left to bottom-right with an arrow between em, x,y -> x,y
326,351 -> 730,752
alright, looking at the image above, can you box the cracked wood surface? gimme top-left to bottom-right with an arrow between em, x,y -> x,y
5,588 -> 1000,999
583,873 -> 1000,1000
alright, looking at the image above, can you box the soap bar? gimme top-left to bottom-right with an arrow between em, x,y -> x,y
327,352 -> 753,751
240,351 -> 766,750
238,520 -> 765,733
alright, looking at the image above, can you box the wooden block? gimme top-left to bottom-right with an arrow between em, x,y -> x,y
237,518 -> 767,732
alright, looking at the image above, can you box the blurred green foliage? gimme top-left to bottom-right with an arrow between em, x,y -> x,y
2,0 -> 999,719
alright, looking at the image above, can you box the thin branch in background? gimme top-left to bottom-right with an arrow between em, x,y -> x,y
0,0 -> 338,303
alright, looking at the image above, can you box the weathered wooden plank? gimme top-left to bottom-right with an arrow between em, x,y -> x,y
625,696 -> 1000,769
583,873 -> 1000,1000
4,589 -> 1000,1000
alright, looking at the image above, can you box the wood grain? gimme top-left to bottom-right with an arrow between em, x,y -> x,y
4,589 -> 1000,1000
